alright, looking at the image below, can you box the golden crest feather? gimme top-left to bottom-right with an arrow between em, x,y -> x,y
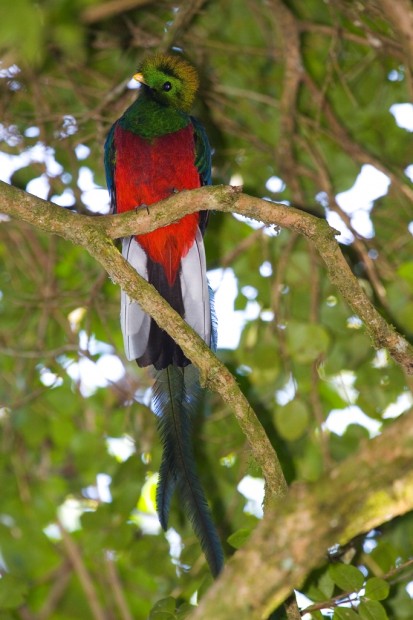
137,53 -> 199,111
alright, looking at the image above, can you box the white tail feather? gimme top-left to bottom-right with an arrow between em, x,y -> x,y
180,228 -> 211,346
121,237 -> 150,361
121,229 -> 212,361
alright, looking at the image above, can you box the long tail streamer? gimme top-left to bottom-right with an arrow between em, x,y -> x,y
153,364 -> 224,577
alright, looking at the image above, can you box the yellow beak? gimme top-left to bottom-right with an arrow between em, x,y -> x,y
133,72 -> 146,84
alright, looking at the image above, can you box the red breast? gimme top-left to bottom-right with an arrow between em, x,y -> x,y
114,124 -> 200,285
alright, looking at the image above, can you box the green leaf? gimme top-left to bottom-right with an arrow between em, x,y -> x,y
149,597 -> 177,619
358,600 -> 389,620
307,567 -> 336,602
176,603 -> 195,619
318,569 -> 335,599
329,563 -> 365,592
0,0 -> 44,65
333,607 -> 360,620
274,399 -> 310,441
330,425 -> 370,462
397,262 -> 413,287
370,542 -> 399,573
0,575 -> 27,609
286,322 -> 330,363
364,577 -> 390,601
296,439 -> 324,482
308,611 -> 324,620
227,528 -> 252,549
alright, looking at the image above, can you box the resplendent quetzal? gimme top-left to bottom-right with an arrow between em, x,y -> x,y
104,54 -> 224,576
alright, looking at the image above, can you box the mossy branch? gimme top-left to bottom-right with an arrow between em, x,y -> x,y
189,409 -> 413,619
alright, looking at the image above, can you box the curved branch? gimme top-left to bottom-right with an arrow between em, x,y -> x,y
0,180 -> 286,500
1,181 -> 412,375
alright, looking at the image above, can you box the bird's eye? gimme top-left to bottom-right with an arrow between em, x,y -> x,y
162,81 -> 172,92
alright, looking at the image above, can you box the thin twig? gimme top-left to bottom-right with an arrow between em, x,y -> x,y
38,562 -> 72,620
57,521 -> 107,620
104,553 -> 134,620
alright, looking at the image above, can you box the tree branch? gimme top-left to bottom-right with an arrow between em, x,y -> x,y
1,181 -> 412,375
0,181 -> 286,501
189,410 -> 413,620
57,522 -> 107,620
376,0 -> 413,71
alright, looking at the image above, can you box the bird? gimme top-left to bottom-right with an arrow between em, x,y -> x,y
104,53 -> 224,577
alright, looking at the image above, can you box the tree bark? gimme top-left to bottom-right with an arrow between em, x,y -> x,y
189,410 -> 413,619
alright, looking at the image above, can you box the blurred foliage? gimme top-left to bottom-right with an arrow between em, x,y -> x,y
1,0 -> 413,618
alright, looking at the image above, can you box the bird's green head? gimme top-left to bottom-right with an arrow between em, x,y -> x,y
134,54 -> 199,112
